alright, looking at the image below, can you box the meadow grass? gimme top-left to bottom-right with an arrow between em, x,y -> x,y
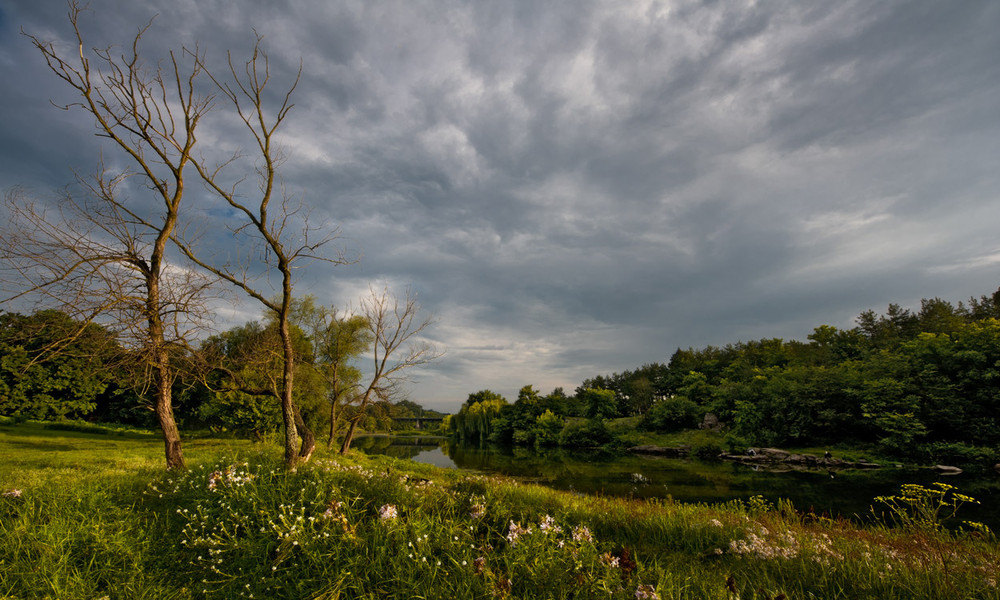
1,421 -> 998,599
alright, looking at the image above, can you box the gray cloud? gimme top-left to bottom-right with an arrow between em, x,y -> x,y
2,0 -> 999,410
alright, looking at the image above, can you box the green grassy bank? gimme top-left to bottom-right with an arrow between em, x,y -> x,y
1,421 -> 998,599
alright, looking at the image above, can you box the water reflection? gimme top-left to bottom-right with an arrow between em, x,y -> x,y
355,436 -> 1000,530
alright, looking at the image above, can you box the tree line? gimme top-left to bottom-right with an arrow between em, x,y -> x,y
449,289 -> 1000,466
0,300 -> 440,446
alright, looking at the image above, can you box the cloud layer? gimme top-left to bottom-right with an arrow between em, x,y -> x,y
3,0 -> 999,409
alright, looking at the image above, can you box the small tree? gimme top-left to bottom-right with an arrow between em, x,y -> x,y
196,319 -> 325,441
339,285 -> 441,454
289,298 -> 372,448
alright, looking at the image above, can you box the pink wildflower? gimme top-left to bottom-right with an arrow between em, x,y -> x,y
378,504 -> 398,520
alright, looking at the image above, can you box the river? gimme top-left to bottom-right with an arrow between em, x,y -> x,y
354,435 -> 1000,530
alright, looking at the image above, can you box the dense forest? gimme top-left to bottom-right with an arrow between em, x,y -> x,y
0,306 -> 443,444
449,288 -> 1000,467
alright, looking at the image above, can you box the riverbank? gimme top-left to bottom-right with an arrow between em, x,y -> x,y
3,423 -> 998,599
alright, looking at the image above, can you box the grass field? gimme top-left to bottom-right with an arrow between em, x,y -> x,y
2,420 -> 998,599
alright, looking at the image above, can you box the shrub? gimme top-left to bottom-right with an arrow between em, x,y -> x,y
642,396 -> 700,433
559,419 -> 614,448
920,442 -> 999,469
691,441 -> 723,461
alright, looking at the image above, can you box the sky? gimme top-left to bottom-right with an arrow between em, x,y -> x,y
1,1 -> 999,412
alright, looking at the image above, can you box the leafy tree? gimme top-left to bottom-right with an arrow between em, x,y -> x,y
857,377 -> 927,456
449,390 -> 508,444
0,310 -> 119,420
643,396 -> 700,433
966,287 -> 1000,321
288,297 -> 372,448
532,410 -> 564,447
579,388 -> 617,420
197,320 -> 324,440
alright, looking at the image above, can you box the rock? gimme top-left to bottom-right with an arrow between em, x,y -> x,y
699,413 -> 722,432
758,448 -> 790,460
787,453 -> 819,465
933,464 -> 963,474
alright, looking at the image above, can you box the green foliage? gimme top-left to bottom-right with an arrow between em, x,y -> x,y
531,410 -> 564,447
690,440 -> 723,461
0,310 -> 120,421
449,390 -> 508,445
579,388 -> 618,420
198,320 -> 325,438
599,289 -> 1000,463
559,418 -> 615,448
642,396 -> 700,433
920,442 -> 1000,469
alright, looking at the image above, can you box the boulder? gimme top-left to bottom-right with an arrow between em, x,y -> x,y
933,464 -> 963,475
699,413 -> 722,432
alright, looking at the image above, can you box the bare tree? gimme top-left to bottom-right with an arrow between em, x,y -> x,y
339,285 -> 442,454
172,41 -> 348,469
2,4 -> 218,469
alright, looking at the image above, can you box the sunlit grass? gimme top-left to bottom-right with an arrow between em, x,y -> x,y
1,422 -> 998,599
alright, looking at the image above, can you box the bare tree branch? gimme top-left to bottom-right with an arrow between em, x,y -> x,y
339,285 -> 442,453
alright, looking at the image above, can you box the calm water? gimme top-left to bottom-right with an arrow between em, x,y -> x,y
355,436 -> 1000,529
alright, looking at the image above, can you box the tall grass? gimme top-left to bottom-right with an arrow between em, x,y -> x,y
1,422 -> 998,599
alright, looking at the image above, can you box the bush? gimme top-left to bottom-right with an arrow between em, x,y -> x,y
691,441 -> 723,461
559,419 -> 614,448
532,410 -> 564,448
643,396 -> 701,433
920,442 -> 999,469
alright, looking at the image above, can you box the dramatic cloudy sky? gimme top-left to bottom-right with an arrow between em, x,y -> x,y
2,1 -> 999,411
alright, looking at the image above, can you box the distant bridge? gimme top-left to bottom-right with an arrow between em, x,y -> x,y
391,416 -> 445,430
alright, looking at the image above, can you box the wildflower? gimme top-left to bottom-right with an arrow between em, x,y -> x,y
600,552 -> 620,568
379,504 -> 398,520
635,584 -> 659,600
709,519 -> 723,528
572,524 -> 594,543
473,556 -> 486,574
506,521 -> 532,546
2,489 -> 23,498
470,504 -> 486,519
539,514 -> 562,534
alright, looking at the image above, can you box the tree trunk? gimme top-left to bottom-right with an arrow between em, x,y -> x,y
327,400 -> 340,449
279,317 -> 300,469
154,354 -> 185,470
294,404 -> 315,461
339,417 -> 361,454
148,269 -> 185,470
